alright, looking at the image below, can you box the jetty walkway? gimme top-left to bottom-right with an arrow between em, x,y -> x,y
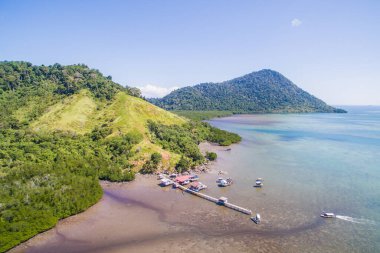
163,177 -> 252,215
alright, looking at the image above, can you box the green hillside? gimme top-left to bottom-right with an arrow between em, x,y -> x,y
31,89 -> 187,169
0,61 -> 240,252
150,69 -> 346,113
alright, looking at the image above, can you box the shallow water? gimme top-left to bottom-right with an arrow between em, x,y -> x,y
10,106 -> 380,253
207,106 -> 380,252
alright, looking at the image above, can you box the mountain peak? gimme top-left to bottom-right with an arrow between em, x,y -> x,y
150,70 -> 346,113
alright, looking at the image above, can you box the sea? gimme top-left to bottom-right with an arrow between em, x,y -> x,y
206,106 -> 380,252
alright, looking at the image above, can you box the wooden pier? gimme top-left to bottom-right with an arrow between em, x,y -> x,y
163,177 -> 252,215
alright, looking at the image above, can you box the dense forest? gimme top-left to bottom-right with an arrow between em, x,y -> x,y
0,130 -> 141,251
173,110 -> 234,121
0,61 -> 141,129
150,69 -> 346,113
148,120 -> 241,171
0,61 -> 241,252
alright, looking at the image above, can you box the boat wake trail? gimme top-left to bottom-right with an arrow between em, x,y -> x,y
335,215 -> 376,225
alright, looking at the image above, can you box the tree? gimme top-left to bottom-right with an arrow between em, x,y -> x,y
175,156 -> 192,173
140,152 -> 162,174
128,87 -> 142,98
206,152 -> 217,161
151,152 -> 162,165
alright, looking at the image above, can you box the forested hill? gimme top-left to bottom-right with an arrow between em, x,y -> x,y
0,61 -> 240,252
0,61 -> 140,127
149,69 -> 346,113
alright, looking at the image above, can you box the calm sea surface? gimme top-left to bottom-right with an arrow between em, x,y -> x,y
207,106 -> 380,252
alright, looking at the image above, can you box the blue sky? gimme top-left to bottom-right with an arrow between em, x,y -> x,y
1,0 -> 379,104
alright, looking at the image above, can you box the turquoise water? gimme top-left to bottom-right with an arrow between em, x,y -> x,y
208,106 -> 380,252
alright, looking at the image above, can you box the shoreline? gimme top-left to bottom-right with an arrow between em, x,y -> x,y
7,141 -> 229,253
9,170 -> 326,253
8,139 -> 326,253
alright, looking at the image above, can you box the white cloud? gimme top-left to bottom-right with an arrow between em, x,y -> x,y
139,84 -> 179,98
291,18 -> 302,27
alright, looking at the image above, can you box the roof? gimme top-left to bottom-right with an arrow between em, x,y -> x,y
175,175 -> 191,183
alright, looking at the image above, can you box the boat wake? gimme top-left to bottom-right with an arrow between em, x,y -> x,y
335,215 -> 376,225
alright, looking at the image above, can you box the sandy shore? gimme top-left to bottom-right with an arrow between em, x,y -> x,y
9,175 -> 328,253
9,175 -> 258,253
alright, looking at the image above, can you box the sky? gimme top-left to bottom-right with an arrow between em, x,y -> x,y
1,0 -> 379,105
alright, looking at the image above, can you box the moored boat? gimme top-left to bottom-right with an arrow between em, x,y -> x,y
251,213 -> 261,224
218,178 -> 233,187
160,178 -> 173,187
254,178 -> 263,187
189,174 -> 199,182
169,173 -> 178,179
189,182 -> 207,192
216,177 -> 224,183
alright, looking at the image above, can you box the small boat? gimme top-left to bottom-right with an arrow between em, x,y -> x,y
320,212 -> 335,218
169,173 -> 178,179
189,182 -> 207,192
160,178 -> 173,187
218,178 -> 233,187
251,213 -> 261,224
216,177 -> 224,183
189,175 -> 199,182
254,178 -> 263,187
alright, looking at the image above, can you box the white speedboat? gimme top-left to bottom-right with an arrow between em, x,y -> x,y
251,213 -> 261,224
320,212 -> 335,218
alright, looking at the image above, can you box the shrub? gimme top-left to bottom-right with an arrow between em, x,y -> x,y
206,152 -> 217,161
140,152 -> 162,174
175,156 -> 192,173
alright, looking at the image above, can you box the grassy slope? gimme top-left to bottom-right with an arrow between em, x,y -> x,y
31,90 -> 98,134
31,90 -> 187,170
102,92 -> 186,169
